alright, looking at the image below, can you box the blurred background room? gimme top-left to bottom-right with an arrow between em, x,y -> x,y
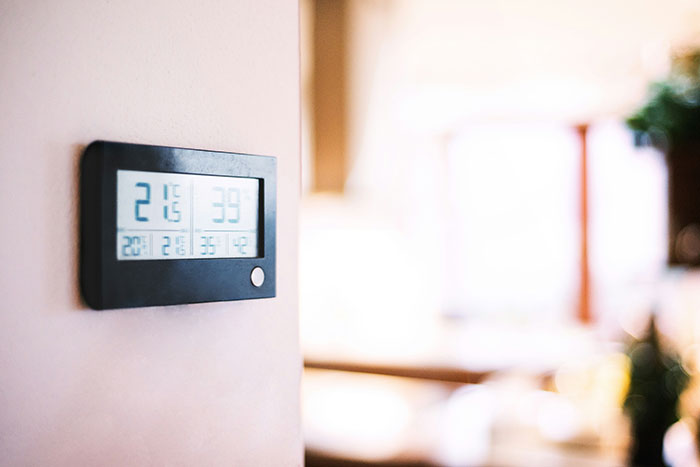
298,1 -> 700,466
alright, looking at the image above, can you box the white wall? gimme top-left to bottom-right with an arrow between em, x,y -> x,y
0,1 -> 301,465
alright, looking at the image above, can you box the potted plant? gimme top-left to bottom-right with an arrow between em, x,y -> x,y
624,316 -> 688,466
627,51 -> 700,265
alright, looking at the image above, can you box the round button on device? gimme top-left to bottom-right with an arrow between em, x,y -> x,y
250,267 -> 265,287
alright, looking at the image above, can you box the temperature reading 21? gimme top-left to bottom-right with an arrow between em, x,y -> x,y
133,182 -> 182,223
116,170 -> 259,261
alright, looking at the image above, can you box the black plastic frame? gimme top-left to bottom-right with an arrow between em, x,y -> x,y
80,141 -> 276,310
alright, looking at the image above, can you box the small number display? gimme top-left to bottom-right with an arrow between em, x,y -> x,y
116,170 -> 259,260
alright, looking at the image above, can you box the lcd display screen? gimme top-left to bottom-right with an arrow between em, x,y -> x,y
116,170 -> 259,260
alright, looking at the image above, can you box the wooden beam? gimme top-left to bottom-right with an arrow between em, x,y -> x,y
311,0 -> 348,193
576,124 -> 591,323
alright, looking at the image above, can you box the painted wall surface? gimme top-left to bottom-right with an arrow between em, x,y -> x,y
0,1 -> 301,465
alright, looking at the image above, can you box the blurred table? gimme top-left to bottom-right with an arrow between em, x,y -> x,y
302,320 -> 628,467
304,357 -> 495,385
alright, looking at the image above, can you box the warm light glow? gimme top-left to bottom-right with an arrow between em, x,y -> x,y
303,370 -> 416,460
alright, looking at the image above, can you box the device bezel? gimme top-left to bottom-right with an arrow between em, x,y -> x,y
80,141 -> 276,310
